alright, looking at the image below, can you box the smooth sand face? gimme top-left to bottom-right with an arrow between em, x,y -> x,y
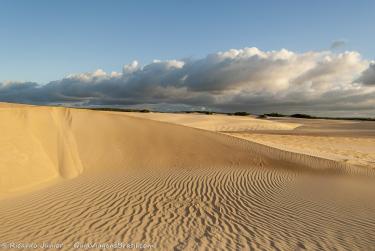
227,133 -> 375,168
129,112 -> 375,170
125,112 -> 301,131
1,104 -> 375,250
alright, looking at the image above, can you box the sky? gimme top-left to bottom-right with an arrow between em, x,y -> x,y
0,0 -> 375,116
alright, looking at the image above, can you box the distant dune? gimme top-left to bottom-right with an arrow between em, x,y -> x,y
125,112 -> 301,131
127,112 -> 375,171
228,133 -> 375,169
1,103 -> 375,250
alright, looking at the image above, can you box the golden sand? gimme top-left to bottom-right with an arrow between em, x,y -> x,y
0,104 -> 375,250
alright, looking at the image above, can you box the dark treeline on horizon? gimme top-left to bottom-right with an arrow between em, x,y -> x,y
77,106 -> 375,121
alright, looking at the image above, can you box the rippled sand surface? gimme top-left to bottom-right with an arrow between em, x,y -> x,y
1,103 -> 375,250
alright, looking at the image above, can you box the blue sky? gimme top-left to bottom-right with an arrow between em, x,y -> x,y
1,0 -> 374,83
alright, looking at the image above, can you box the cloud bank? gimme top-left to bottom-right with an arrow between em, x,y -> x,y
357,63 -> 375,86
1,47 -> 375,116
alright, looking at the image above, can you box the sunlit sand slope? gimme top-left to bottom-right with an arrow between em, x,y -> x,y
228,133 -> 375,169
126,111 -> 375,171
0,103 -> 375,250
125,112 -> 300,131
0,104 -> 271,196
0,104 -> 83,194
1,167 -> 375,250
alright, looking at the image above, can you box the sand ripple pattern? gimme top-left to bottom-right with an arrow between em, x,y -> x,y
1,166 -> 375,251
1,104 -> 375,250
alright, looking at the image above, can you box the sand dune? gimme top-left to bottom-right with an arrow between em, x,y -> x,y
228,133 -> 375,169
0,103 -> 375,250
126,111 -> 375,171
125,112 -> 300,131
0,105 -> 264,197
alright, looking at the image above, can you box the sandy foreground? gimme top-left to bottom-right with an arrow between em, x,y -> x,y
0,104 -> 375,250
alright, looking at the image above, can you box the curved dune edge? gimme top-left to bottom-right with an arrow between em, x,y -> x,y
124,113 -> 374,177
224,133 -> 375,177
226,133 -> 375,169
124,111 -> 375,175
124,111 -> 302,131
0,104 -> 284,197
0,105 -> 86,196
0,103 -> 374,197
122,111 -> 375,177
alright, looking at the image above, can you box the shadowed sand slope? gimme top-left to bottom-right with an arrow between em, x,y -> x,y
0,103 -> 375,250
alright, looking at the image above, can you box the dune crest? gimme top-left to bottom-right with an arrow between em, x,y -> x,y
125,112 -> 301,131
50,108 -> 84,178
0,104 -> 270,196
0,105 -> 89,195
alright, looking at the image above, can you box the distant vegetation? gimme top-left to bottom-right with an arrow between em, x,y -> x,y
182,111 -> 251,116
290,113 -> 314,118
80,107 -> 374,121
264,113 -> 286,117
183,111 -> 214,115
264,112 -> 375,121
232,112 -> 250,116
88,107 -> 151,113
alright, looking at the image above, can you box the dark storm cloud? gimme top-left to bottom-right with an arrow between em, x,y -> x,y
357,63 -> 375,86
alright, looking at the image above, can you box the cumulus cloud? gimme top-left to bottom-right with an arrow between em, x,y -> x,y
1,47 -> 375,116
357,63 -> 375,86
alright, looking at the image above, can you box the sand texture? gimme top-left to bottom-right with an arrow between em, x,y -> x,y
0,104 -> 375,250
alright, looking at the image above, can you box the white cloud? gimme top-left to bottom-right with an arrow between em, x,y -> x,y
123,60 -> 140,74
1,47 -> 374,116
